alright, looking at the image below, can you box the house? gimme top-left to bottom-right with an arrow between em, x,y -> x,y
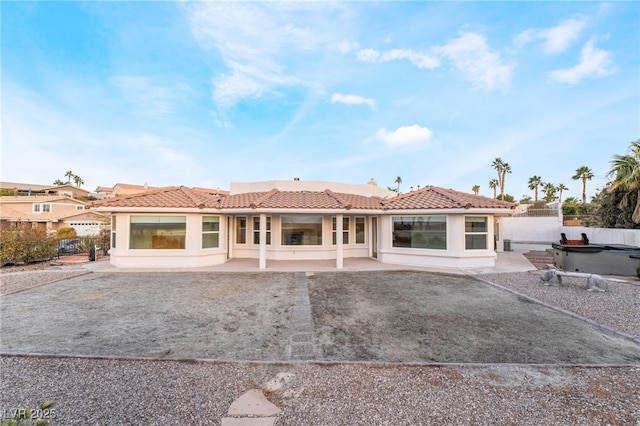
92,180 -> 515,269
0,195 -> 108,235
94,183 -> 229,199
0,181 -> 90,199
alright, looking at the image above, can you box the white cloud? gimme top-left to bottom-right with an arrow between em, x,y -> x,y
337,39 -> 359,54
549,38 -> 614,84
375,125 -> 433,148
186,2 -> 332,109
111,76 -> 190,118
433,32 -> 512,92
514,18 -> 587,54
356,47 -> 440,69
330,93 -> 376,109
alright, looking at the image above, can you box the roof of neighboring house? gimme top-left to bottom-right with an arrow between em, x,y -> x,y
0,182 -> 90,195
0,195 -> 87,204
193,187 -> 230,196
0,182 -> 52,192
93,186 -> 221,209
0,205 -> 28,220
113,183 -> 158,191
0,205 -> 106,223
92,185 -> 515,212
42,184 -> 90,195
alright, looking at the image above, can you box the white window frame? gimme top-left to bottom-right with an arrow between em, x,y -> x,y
202,216 -> 221,249
332,216 -> 349,245
252,216 -> 271,245
464,216 -> 489,250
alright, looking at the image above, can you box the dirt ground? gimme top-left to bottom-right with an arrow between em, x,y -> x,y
1,271 -> 639,364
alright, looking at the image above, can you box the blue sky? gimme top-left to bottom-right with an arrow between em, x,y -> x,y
2,1 -> 638,201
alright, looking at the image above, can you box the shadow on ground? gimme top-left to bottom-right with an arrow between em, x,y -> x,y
1,271 -> 639,364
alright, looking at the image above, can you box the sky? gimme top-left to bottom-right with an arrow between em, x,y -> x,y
2,1 -> 639,201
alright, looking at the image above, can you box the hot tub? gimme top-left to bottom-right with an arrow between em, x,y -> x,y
552,243 -> 640,276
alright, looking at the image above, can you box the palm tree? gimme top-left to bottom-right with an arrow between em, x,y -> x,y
395,176 -> 402,194
541,182 -> 557,202
64,170 -> 74,185
472,185 -> 480,196
527,176 -> 543,202
572,166 -> 594,203
492,158 -> 511,199
488,179 -> 499,198
608,140 -> 640,223
73,175 -> 85,188
53,179 -> 65,186
556,183 -> 568,204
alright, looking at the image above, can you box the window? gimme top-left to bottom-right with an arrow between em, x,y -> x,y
129,216 -> 186,249
355,217 -> 365,244
111,216 -> 116,248
202,216 -> 220,248
465,216 -> 488,250
253,216 -> 271,245
33,203 -> 52,213
282,216 -> 322,245
392,216 -> 447,249
76,205 -> 84,210
236,217 -> 247,244
332,217 -> 349,245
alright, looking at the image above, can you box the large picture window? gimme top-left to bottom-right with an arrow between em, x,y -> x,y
130,216 -> 186,249
465,216 -> 488,250
282,216 -> 322,245
392,216 -> 447,249
202,216 -> 220,249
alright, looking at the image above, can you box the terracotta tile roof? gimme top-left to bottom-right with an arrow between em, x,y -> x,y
91,185 -> 514,212
219,189 -> 384,210
0,205 -> 28,220
92,186 -> 221,209
113,183 -> 158,191
382,186 -> 515,210
0,195 -> 85,204
0,205 -> 106,222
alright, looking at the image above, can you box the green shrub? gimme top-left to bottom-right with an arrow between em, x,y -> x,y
56,227 -> 77,239
0,225 -> 57,265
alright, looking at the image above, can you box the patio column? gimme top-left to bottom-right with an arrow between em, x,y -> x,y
259,213 -> 267,269
336,213 -> 344,269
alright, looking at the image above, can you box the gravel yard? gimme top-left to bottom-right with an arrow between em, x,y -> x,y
478,270 -> 640,340
1,261 -> 640,425
2,270 -> 639,364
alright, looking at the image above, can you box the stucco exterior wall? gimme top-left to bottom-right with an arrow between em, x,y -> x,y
109,211 -> 502,269
376,214 -> 498,268
109,213 -> 228,268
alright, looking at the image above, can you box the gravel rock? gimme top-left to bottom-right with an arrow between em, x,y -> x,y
1,357 -> 638,425
477,270 -> 640,340
1,267 -> 639,425
1,268 -> 89,295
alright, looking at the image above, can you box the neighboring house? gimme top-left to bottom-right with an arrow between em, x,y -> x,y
0,182 -> 90,199
0,195 -> 107,235
92,180 -> 515,269
95,183 -> 229,199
